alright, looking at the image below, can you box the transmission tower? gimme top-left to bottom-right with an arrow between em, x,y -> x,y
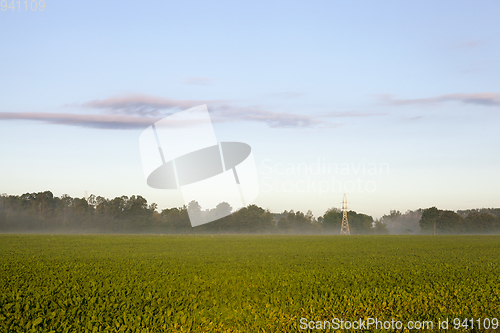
340,193 -> 350,235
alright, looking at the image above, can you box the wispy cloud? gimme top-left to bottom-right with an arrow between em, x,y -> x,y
266,92 -> 305,99
80,95 -> 211,116
452,40 -> 482,49
211,105 -> 326,128
81,95 -> 332,128
182,77 -> 214,85
2,94 -> 338,130
406,116 -> 424,121
323,111 -> 387,118
379,93 -> 500,107
0,112 -> 161,129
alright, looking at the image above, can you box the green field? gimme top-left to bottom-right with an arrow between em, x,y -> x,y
1,235 -> 499,332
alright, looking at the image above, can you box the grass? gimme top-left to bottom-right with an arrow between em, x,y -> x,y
1,234 -> 499,332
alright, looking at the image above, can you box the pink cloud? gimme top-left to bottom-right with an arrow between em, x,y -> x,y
379,93 -> 500,107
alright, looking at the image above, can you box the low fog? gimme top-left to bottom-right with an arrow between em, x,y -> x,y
1,192 -> 499,235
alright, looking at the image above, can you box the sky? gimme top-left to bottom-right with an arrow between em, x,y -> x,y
1,0 -> 499,218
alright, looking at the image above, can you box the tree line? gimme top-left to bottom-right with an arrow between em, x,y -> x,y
419,207 -> 500,234
0,191 -> 385,234
0,191 -> 498,234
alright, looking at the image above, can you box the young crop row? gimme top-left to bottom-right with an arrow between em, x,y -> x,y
1,235 -> 499,332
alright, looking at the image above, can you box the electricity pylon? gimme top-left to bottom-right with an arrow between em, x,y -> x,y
340,193 -> 350,235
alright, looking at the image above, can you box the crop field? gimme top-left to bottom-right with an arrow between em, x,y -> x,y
1,235 -> 499,332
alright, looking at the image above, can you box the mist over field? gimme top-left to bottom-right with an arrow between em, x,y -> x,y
1,191 -> 499,235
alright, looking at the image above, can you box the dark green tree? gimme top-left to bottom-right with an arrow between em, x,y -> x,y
347,211 -> 374,234
321,208 -> 342,233
419,207 -> 440,235
161,206 -> 191,231
435,210 -> 464,234
464,212 -> 497,233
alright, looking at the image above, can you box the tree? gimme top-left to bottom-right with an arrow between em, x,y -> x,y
420,208 -> 464,234
373,219 -> 389,234
162,206 -> 190,231
436,210 -> 464,234
277,216 -> 291,231
212,202 -> 232,221
347,211 -> 374,234
419,207 -> 440,235
464,212 -> 497,234
0,194 -> 6,229
228,205 -> 274,233
275,210 -> 319,233
321,208 -> 342,233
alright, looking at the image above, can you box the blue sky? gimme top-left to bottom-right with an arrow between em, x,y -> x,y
1,0 -> 499,218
